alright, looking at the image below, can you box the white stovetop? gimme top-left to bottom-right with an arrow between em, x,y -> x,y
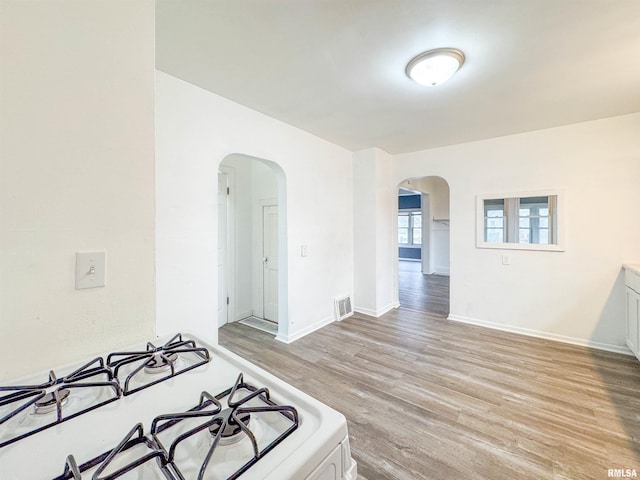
0,334 -> 348,480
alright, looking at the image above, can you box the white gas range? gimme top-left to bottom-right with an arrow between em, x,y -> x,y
0,333 -> 357,480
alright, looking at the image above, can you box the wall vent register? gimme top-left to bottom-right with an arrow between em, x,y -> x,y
335,296 -> 353,321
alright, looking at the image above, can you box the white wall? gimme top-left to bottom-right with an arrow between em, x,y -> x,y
353,148 -> 397,316
155,71 -> 354,344
393,113 -> 640,352
353,151 -> 378,312
0,0 -> 156,381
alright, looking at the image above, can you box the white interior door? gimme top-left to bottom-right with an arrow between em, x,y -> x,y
217,173 -> 228,327
263,205 -> 278,322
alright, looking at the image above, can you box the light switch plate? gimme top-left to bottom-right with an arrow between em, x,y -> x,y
75,251 -> 106,289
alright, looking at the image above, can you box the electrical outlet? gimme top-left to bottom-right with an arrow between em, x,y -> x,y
501,254 -> 511,265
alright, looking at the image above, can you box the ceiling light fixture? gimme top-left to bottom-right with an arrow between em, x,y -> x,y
406,48 -> 465,87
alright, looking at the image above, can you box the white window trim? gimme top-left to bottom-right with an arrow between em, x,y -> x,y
475,189 -> 565,252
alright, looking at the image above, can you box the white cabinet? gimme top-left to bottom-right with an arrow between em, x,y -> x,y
625,266 -> 640,361
626,287 -> 640,357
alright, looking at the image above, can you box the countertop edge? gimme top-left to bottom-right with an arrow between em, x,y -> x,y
623,264 -> 640,275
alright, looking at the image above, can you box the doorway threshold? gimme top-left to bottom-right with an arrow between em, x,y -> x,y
238,316 -> 278,336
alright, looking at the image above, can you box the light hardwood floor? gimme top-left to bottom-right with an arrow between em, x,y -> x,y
220,298 -> 640,479
398,260 -> 449,316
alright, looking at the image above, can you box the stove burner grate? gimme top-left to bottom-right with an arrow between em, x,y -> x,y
0,357 -> 121,449
52,374 -> 299,480
107,333 -> 210,396
151,373 -> 299,480
53,423 -> 173,480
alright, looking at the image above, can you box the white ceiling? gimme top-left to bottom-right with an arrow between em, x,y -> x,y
156,0 -> 640,154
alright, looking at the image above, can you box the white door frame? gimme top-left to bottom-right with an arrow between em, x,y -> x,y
219,153 -> 290,341
217,172 -> 228,327
219,166 -> 235,325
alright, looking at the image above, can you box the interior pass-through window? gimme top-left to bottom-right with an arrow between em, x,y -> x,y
477,191 -> 563,251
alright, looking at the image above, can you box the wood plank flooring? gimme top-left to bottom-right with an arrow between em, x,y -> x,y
398,260 -> 449,316
220,310 -> 640,479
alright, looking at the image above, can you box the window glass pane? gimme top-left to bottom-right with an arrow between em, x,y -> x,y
399,228 -> 409,244
484,199 -> 505,243
520,196 -> 548,205
413,228 -> 422,245
398,215 -> 409,228
484,199 -> 504,217
486,229 -> 503,243
517,197 -> 550,244
539,229 -> 549,244
412,213 -> 422,227
479,194 -> 558,247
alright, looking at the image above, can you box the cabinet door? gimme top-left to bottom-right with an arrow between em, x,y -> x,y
627,288 -> 640,359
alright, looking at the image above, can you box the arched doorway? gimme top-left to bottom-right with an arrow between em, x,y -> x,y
218,154 -> 288,340
396,176 -> 450,315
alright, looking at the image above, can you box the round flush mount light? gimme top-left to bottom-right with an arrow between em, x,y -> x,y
406,48 -> 465,87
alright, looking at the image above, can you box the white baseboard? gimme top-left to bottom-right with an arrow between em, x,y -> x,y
447,314 -> 633,356
235,310 -> 253,322
626,340 -> 640,361
275,314 -> 334,344
434,266 -> 450,276
337,312 -> 354,322
354,302 -> 399,318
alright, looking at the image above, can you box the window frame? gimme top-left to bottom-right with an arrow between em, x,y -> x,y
398,209 -> 422,248
476,190 -> 565,251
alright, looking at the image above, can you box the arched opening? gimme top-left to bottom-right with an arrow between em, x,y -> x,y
396,176 -> 450,315
218,154 -> 288,341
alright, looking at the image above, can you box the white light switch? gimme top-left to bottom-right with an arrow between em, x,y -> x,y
301,245 -> 308,257
502,254 -> 511,265
75,251 -> 106,289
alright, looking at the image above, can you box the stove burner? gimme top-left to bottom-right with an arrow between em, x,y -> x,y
107,333 -> 210,395
0,357 -> 121,449
149,374 -> 299,480
34,388 -> 71,415
144,352 -> 178,374
210,409 -> 251,445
